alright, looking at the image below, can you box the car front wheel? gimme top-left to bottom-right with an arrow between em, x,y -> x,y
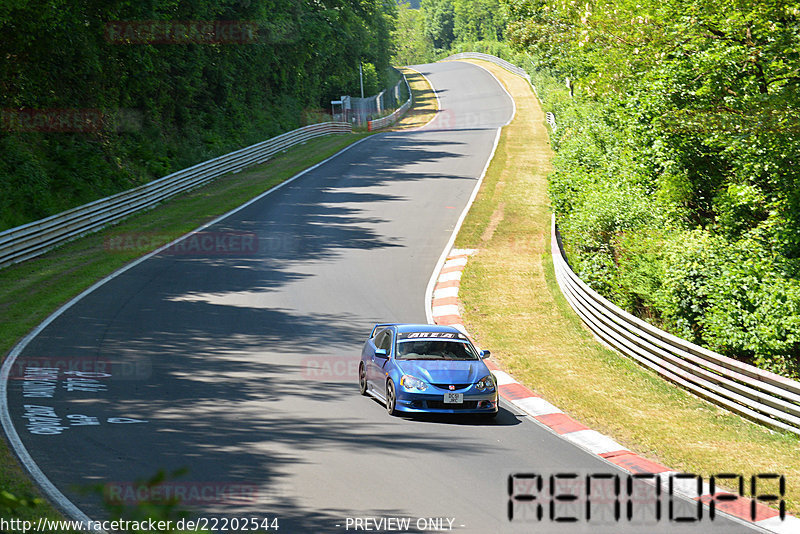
358,362 -> 368,396
386,379 -> 397,416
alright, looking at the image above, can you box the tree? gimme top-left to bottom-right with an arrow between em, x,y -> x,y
421,0 -> 455,49
393,1 -> 435,65
0,0 -> 399,229
453,0 -> 507,42
503,0 -> 800,375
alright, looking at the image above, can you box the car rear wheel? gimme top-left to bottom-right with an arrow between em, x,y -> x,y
358,362 -> 368,396
386,379 -> 397,416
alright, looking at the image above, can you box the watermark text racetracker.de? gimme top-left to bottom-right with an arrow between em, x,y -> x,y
104,231 -> 260,256
301,356 -> 360,382
104,481 -> 258,506
8,356 -> 151,382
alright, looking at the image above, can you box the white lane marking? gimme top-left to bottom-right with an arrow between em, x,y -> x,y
656,471 -> 713,499
562,429 -> 628,456
431,304 -> 460,317
433,286 -> 459,299
0,134 -> 375,533
443,257 -> 468,268
756,516 -> 800,534
425,61 -> 510,324
424,119 -> 498,325
491,370 -> 516,386
436,270 -> 463,283
513,396 -> 563,417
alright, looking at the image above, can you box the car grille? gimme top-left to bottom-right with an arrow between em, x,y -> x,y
426,401 -> 478,410
431,383 -> 471,391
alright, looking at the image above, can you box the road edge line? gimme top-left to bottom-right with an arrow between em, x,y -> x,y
0,134 -> 374,530
424,61 -> 514,324
426,58 -> 796,534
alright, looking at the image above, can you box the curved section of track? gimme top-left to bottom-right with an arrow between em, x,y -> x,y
3,62 -> 756,533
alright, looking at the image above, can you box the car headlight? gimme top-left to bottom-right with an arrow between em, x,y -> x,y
400,374 -> 428,391
476,375 -> 495,390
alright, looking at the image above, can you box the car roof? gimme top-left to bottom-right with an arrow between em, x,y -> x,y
370,323 -> 465,337
395,324 -> 462,334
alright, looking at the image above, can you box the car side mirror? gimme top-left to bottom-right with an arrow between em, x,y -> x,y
375,348 -> 388,358
479,350 -> 491,359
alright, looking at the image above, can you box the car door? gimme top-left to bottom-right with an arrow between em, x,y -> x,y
369,328 -> 393,397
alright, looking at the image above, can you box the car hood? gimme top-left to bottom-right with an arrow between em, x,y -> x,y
396,359 -> 487,385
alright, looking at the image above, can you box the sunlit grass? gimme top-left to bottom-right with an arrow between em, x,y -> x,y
454,59 -> 800,514
390,67 -> 439,130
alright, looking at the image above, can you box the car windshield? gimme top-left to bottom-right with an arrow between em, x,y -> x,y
396,340 -> 479,361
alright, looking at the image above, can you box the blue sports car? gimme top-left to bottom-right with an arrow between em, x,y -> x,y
359,323 -> 498,418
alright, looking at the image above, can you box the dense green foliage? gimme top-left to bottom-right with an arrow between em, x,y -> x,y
391,0 -> 507,64
0,0 -> 397,230
503,0 -> 800,376
394,2 -> 435,65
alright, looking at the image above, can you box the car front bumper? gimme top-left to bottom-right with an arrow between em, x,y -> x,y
394,388 -> 499,414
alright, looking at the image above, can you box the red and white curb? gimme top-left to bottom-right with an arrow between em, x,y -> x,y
430,248 -> 798,534
430,249 -> 475,332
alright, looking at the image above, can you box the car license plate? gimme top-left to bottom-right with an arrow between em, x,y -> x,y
443,393 -> 463,404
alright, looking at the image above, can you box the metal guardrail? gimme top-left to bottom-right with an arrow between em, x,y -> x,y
551,215 -> 800,435
449,50 -> 800,434
367,72 -> 413,131
444,52 -> 532,84
0,122 -> 352,268
545,112 -> 557,131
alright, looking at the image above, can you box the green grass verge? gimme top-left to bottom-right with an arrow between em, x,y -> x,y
390,67 -> 438,131
453,59 -> 800,514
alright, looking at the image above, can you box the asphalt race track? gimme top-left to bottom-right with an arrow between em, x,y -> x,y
2,62 -> 757,533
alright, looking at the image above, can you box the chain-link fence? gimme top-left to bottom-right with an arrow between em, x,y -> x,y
336,71 -> 410,126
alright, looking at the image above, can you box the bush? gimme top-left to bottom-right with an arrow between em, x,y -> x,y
500,0 -> 800,379
519,51 -> 800,378
0,0 -> 397,232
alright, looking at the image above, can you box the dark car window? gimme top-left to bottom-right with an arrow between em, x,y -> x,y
374,329 -> 392,352
396,340 -> 478,361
